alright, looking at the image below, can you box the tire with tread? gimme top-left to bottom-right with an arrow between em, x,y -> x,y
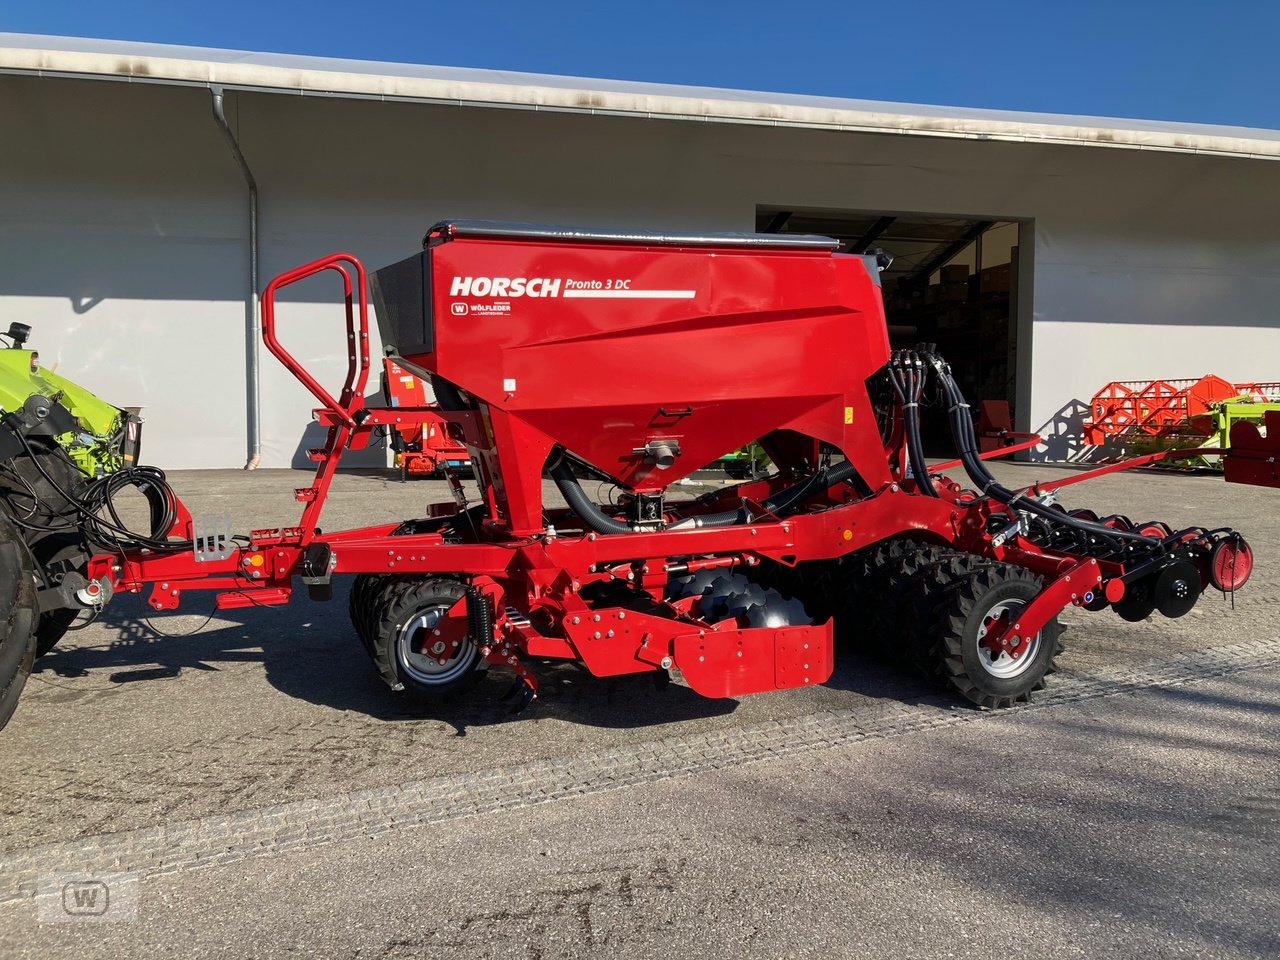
901,551 -> 998,675
867,543 -> 946,661
0,446 -> 89,658
349,573 -> 395,656
834,538 -> 934,654
932,563 -> 1065,709
369,576 -> 486,699
0,515 -> 39,730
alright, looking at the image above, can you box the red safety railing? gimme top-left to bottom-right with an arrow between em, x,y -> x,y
261,253 -> 372,428
259,253 -> 374,545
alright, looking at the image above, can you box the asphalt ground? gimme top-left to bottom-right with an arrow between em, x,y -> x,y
0,462 -> 1277,957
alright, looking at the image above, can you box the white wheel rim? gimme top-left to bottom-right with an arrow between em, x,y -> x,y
975,598 -> 1041,680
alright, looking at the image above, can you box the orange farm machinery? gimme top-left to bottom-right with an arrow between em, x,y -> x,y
381,357 -> 472,479
0,221 -> 1270,728
1085,374 -> 1280,446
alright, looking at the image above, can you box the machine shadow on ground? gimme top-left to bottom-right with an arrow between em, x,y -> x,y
735,674 -> 1280,960
32,583 -> 952,733
32,587 -> 740,734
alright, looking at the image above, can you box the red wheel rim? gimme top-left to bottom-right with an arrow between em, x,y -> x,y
1210,539 -> 1254,592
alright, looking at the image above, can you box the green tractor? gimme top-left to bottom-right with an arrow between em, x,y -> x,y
0,322 -> 142,728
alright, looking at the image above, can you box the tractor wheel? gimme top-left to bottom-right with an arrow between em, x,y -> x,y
932,564 -> 1064,709
370,577 -> 487,699
0,515 -> 40,731
34,609 -> 77,659
0,445 -> 89,658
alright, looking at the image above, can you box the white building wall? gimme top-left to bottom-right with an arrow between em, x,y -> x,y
2,75 -> 1277,468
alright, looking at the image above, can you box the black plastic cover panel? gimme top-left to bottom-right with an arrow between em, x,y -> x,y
424,219 -> 840,251
370,251 -> 434,357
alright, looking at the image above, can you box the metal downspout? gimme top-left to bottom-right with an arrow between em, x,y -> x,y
210,86 -> 262,469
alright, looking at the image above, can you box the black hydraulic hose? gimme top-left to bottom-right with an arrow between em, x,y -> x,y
768,459 -> 857,513
677,459 -> 859,528
886,352 -> 938,497
551,448 -> 860,535
550,460 -> 635,535
925,353 -> 1157,549
677,507 -> 744,529
4,417 -> 190,551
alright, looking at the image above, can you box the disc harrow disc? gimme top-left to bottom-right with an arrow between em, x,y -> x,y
697,573 -> 753,622
1114,577 -> 1157,622
667,567 -> 722,602
742,594 -> 812,628
723,584 -> 768,621
1153,560 -> 1201,619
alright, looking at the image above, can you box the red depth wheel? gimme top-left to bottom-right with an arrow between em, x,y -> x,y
1209,538 -> 1254,592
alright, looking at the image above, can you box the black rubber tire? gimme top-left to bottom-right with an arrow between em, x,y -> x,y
902,551 -> 999,675
34,608 -> 77,659
867,543 -> 946,662
933,563 -> 1065,709
349,573 -> 393,657
0,515 -> 40,731
834,538 -> 934,654
369,577 -> 486,699
0,446 -> 89,658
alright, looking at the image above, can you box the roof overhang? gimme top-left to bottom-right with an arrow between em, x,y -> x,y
3,33 -> 1278,161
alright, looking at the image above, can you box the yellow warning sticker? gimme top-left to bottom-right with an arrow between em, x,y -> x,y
844,406 -> 854,425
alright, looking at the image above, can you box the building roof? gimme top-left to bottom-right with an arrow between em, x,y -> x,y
3,32 -> 1278,161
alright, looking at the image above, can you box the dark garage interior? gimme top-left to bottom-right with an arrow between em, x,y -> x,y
757,206 -> 1022,447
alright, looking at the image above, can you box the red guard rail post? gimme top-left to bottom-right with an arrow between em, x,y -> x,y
261,253 -> 372,427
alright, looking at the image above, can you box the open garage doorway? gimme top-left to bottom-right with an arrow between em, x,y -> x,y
756,206 -> 1029,448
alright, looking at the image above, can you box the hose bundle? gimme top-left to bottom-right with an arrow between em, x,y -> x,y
550,449 -> 859,534
917,346 -> 1162,554
885,350 -> 938,497
3,418 -> 190,553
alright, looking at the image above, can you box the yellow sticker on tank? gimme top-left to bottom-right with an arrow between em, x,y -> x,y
844,406 -> 854,424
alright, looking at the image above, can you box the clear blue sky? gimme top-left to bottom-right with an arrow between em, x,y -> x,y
4,0 -> 1277,129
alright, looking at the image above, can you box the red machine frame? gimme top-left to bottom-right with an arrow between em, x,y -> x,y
88,246 -> 1255,703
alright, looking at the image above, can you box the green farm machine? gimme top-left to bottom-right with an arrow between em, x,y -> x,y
0,322 -> 142,725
